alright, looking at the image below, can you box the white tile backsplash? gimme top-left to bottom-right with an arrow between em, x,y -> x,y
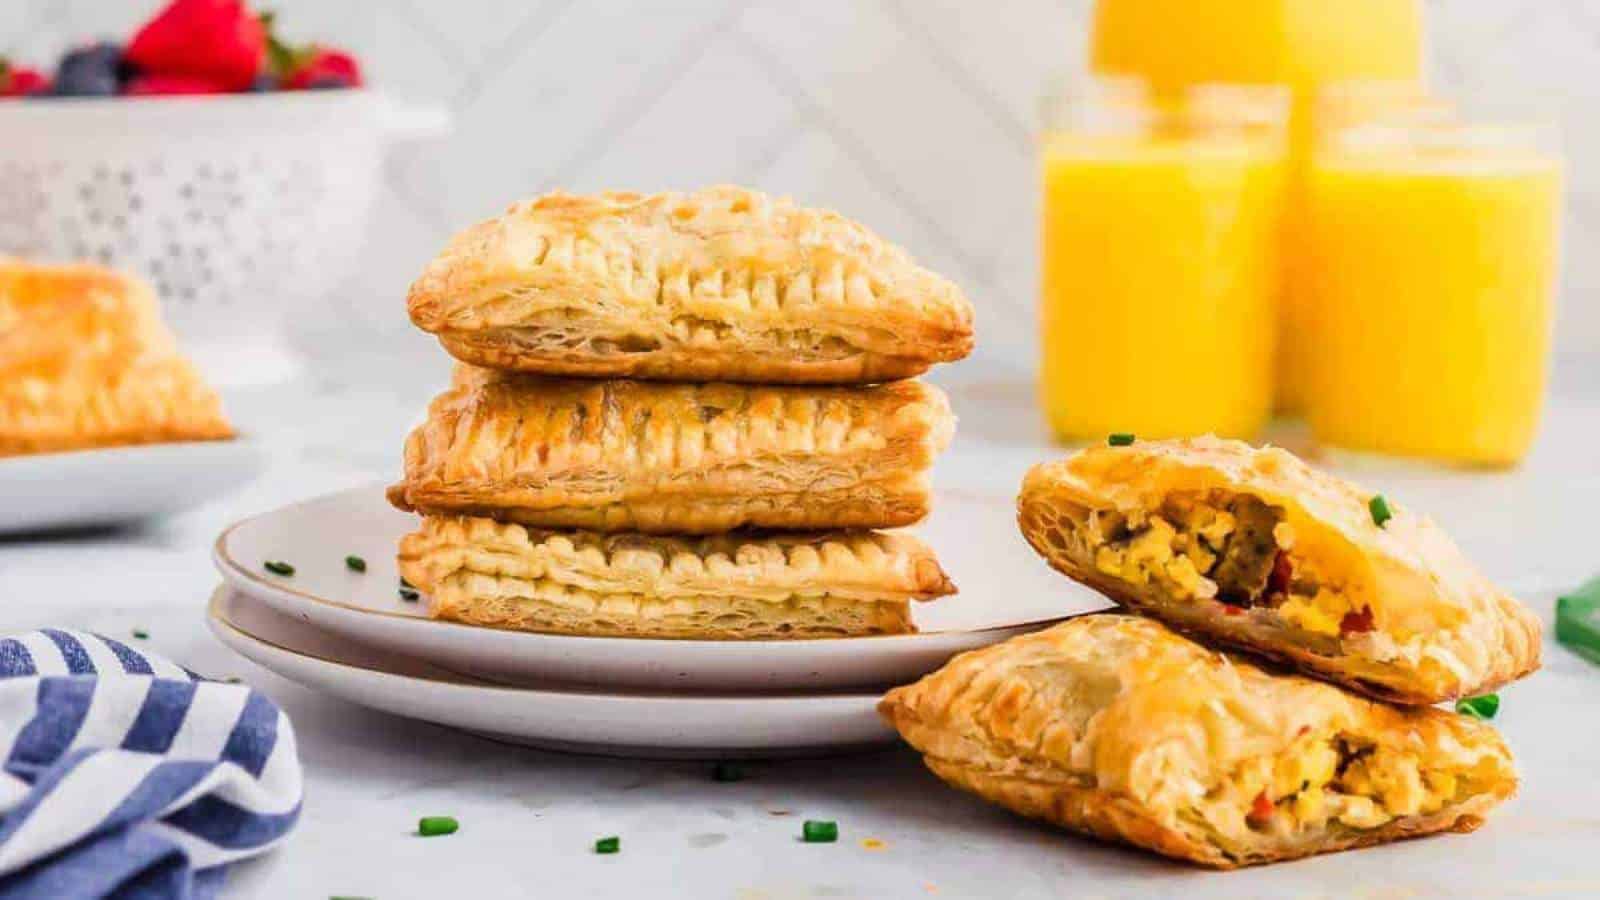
8,0 -> 1597,364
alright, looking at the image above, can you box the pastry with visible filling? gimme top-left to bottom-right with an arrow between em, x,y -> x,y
405,186 -> 975,383
1016,436 -> 1541,705
388,366 -> 954,534
879,614 -> 1518,868
397,516 -> 956,639
0,260 -> 233,457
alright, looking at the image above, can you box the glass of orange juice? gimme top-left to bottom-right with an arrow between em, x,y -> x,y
1302,118 -> 1564,466
1091,0 -> 1426,414
1039,78 -> 1290,441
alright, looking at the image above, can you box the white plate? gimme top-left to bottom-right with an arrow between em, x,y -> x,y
207,587 -> 891,758
0,439 -> 266,534
212,486 -> 1108,692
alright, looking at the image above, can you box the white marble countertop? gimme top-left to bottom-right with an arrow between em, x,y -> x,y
3,353 -> 1599,899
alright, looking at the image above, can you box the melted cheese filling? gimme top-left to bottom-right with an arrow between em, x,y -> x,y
1187,734 -> 1490,845
1082,491 -> 1361,638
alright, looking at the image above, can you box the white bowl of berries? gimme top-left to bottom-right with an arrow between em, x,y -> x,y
0,1 -> 448,385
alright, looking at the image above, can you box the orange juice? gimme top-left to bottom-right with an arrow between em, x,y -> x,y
1039,84 -> 1288,441
1303,128 -> 1562,466
1091,0 -> 1425,413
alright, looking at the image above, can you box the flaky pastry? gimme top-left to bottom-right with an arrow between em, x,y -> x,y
406,186 -> 974,383
387,366 -> 954,534
0,260 -> 233,456
1016,436 -> 1541,705
397,516 -> 956,639
880,615 -> 1517,868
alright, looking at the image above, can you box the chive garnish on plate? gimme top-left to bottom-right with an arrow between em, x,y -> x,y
1368,495 -> 1393,528
264,560 -> 295,576
345,555 -> 367,573
1455,694 -> 1500,720
131,628 -> 149,640
1108,433 -> 1136,447
399,588 -> 420,602
399,576 -> 413,588
417,816 -> 458,837
802,820 -> 838,843
594,835 -> 620,854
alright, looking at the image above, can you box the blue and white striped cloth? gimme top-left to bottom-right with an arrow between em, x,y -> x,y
0,630 -> 301,899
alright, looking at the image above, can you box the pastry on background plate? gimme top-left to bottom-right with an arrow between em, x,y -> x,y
880,614 -> 1517,869
1016,436 -> 1541,705
405,186 -> 974,383
388,366 -> 954,534
0,259 -> 233,457
397,516 -> 955,639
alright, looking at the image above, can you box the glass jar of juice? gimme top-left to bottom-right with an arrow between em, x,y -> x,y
1090,0 -> 1425,414
1302,121 -> 1564,466
1039,79 -> 1289,441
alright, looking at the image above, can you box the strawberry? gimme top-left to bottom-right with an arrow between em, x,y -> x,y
0,59 -> 51,97
126,0 -> 266,92
124,74 -> 231,96
282,47 -> 362,90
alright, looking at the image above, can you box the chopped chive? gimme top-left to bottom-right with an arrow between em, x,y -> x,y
417,815 -> 458,837
802,820 -> 838,843
711,762 -> 745,783
1455,694 -> 1500,720
345,555 -> 367,573
1108,433 -> 1136,447
399,588 -> 420,602
1368,495 -> 1393,528
594,835 -> 620,854
131,628 -> 149,640
399,576 -> 413,589
264,560 -> 295,576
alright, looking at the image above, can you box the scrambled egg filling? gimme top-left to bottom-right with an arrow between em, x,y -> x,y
1212,735 -> 1476,838
1084,491 -> 1365,638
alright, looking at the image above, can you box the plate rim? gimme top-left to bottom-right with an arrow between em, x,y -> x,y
212,483 -> 1071,649
0,435 -> 259,468
207,587 -> 889,708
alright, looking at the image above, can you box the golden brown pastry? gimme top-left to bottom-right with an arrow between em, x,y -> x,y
405,186 -> 975,383
880,615 -> 1517,868
398,516 -> 956,639
1016,436 -> 1540,705
0,260 -> 233,457
388,366 -> 955,534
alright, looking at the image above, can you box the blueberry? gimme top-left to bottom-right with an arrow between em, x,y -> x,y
248,73 -> 279,92
306,75 -> 351,90
54,41 -> 123,97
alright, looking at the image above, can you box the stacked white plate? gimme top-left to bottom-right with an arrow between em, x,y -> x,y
210,486 -> 1110,758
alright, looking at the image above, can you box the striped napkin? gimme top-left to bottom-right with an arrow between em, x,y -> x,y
0,630 -> 301,899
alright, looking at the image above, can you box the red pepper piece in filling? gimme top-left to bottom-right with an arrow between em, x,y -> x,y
1268,550 -> 1293,598
1340,607 -> 1375,635
1247,790 -> 1274,825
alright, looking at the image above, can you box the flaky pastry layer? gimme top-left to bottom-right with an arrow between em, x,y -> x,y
0,260 -> 233,456
880,615 -> 1517,868
398,516 -> 956,639
1017,436 -> 1540,705
407,186 -> 974,383
388,366 -> 955,534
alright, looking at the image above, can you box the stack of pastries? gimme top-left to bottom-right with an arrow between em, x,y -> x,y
882,437 -> 1541,867
390,186 -> 974,639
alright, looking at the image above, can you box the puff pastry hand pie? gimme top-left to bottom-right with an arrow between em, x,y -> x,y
406,186 -> 975,383
388,366 -> 954,534
880,615 -> 1517,868
0,260 -> 233,456
1016,437 -> 1541,705
397,516 -> 956,639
